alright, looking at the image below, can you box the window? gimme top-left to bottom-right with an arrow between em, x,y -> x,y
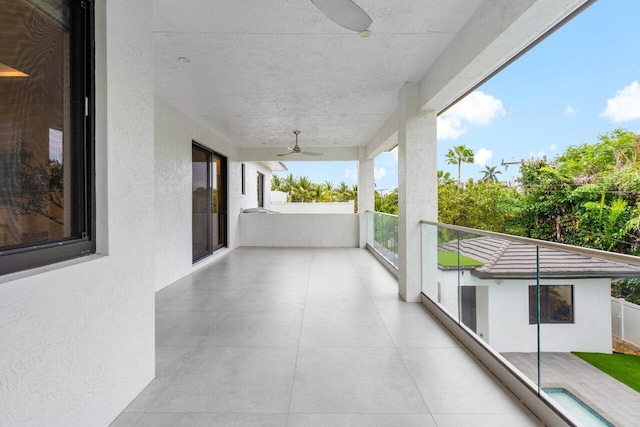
257,172 -> 264,208
529,285 -> 574,324
192,143 -> 226,262
241,163 -> 246,195
0,0 -> 94,275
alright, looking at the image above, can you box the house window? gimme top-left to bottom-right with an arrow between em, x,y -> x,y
529,285 -> 574,324
0,0 -> 94,275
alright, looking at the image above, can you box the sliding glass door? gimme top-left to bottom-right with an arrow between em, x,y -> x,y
192,143 -> 226,262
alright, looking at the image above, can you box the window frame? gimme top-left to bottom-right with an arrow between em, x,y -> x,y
528,285 -> 574,324
0,0 -> 95,275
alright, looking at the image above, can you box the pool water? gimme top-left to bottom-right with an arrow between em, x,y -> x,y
543,388 -> 614,427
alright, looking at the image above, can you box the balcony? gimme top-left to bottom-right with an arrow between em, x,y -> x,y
1,1 -> 616,425
112,247 -> 540,426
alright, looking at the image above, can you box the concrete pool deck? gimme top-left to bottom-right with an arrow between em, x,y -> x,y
503,352 -> 640,427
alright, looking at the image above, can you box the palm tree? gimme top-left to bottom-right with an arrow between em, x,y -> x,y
334,181 -> 353,202
271,174 -> 282,191
323,180 -> 334,192
280,173 -> 297,201
294,176 -> 313,202
445,145 -> 474,186
437,170 -> 455,185
480,165 -> 502,183
312,184 -> 333,202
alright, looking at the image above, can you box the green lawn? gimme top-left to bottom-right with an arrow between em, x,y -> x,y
573,352 -> 640,393
437,250 -> 484,268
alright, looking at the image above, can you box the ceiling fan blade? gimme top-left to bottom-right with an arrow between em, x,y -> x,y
311,0 -> 372,32
301,151 -> 324,157
277,152 -> 297,157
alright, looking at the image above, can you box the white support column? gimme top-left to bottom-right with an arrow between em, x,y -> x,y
358,147 -> 375,248
398,82 -> 438,302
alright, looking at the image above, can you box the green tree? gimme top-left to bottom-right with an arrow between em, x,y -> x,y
334,181 -> 354,202
612,279 -> 640,305
480,165 -> 502,183
279,173 -> 297,201
292,176 -> 314,202
518,159 -> 575,242
379,189 -> 398,215
437,170 -> 455,185
271,174 -> 281,191
438,180 -> 520,233
445,145 -> 474,187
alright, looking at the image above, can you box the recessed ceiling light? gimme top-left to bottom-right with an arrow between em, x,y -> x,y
359,30 -> 372,38
178,57 -> 191,63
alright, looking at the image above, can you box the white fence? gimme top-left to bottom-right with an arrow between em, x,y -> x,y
611,297 -> 640,347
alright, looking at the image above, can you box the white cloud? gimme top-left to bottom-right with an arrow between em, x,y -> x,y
565,105 -> 578,118
529,150 -> 546,159
374,167 -> 386,180
474,148 -> 493,166
601,81 -> 640,122
344,169 -> 358,181
550,144 -> 558,152
437,116 -> 467,140
437,91 -> 506,140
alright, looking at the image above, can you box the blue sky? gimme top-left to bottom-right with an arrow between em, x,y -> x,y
276,0 -> 640,190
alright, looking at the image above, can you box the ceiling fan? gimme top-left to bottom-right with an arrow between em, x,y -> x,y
277,131 -> 323,157
310,0 -> 373,36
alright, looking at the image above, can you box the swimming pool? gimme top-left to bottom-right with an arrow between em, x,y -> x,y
543,388 -> 614,427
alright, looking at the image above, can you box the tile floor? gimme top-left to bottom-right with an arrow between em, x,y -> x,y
111,248 -> 541,426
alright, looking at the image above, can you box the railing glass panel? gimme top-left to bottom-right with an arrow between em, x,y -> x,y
366,211 -> 399,269
421,221 -> 640,426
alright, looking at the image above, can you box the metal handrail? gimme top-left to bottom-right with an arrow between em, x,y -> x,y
421,220 -> 640,267
365,210 -> 399,219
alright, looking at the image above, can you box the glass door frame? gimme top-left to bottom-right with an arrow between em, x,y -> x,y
192,142 -> 227,263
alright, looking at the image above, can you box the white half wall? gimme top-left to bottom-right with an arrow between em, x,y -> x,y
240,214 -> 359,247
0,2 -> 156,425
270,201 -> 354,214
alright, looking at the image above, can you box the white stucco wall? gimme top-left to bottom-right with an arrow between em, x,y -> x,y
154,96 -> 245,291
0,2 -> 156,426
240,213 -> 359,247
154,101 -> 279,292
437,270 -> 612,353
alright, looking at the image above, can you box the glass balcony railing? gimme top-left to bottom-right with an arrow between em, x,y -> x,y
366,211 -> 399,269
421,221 -> 640,427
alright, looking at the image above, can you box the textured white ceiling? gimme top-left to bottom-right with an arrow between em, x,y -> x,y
153,0 -> 485,148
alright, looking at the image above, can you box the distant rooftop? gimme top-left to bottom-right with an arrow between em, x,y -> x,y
438,237 -> 640,280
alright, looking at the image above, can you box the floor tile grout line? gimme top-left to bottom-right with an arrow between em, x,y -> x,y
285,249 -> 313,425
348,249 -> 400,349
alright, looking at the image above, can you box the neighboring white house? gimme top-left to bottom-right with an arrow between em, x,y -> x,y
437,237 -> 640,353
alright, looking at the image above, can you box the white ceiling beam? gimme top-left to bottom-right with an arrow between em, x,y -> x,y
363,0 -> 591,158
418,0 -> 592,113
364,110 -> 399,159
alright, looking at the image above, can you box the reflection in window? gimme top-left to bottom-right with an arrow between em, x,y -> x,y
0,0 -> 93,274
529,285 -> 574,324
